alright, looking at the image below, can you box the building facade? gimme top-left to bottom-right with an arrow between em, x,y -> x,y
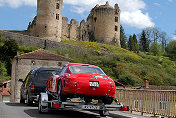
27,1 -> 121,46
10,49 -> 71,102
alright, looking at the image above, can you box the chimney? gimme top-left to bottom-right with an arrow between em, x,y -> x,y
145,80 -> 149,88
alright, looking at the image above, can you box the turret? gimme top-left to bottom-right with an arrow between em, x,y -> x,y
87,2 -> 120,46
35,0 -> 63,42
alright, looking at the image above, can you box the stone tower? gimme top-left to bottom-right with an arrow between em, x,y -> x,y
87,1 -> 120,46
34,0 -> 63,42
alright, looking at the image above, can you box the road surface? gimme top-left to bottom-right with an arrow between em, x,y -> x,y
0,103 -> 124,118
0,103 -> 151,118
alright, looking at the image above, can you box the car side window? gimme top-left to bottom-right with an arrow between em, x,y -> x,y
59,66 -> 68,76
24,71 -> 33,87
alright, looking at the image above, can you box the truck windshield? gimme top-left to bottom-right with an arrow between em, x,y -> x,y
69,66 -> 106,75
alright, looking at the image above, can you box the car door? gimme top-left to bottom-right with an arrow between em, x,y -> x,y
21,71 -> 32,99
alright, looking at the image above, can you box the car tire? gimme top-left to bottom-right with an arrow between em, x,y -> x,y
102,97 -> 114,104
57,81 -> 67,102
20,95 -> 25,104
26,93 -> 33,106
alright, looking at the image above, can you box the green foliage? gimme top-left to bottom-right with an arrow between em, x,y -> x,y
128,34 -> 138,53
120,25 -> 127,49
59,40 -> 176,86
165,40 -> 176,60
150,42 -> 162,56
0,39 -> 19,75
19,46 -> 39,54
140,30 -> 149,52
0,62 -> 10,83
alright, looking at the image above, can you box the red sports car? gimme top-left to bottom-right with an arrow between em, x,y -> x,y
47,63 -> 116,104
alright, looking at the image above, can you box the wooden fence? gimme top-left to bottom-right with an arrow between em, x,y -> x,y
116,89 -> 176,117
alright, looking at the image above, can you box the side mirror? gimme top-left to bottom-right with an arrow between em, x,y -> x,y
18,79 -> 24,83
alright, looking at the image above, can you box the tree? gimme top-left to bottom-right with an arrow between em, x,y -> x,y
140,30 -> 149,52
150,42 -> 161,56
120,25 -> 127,49
133,34 -> 139,53
165,40 -> 176,60
0,39 -> 19,75
128,35 -> 133,51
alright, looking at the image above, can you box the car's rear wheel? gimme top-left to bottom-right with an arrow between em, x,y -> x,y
57,81 -> 67,102
26,93 -> 33,106
102,97 -> 114,104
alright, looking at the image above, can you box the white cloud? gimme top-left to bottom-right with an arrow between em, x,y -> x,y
0,0 -> 36,8
121,10 -> 154,29
173,35 -> 176,40
64,0 -> 154,29
0,0 -> 154,29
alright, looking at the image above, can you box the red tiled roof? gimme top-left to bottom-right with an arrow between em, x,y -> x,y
0,88 -> 11,96
13,49 -> 72,62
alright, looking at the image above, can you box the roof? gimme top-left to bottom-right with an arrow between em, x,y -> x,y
2,80 -> 11,84
0,88 -> 11,96
13,49 -> 72,62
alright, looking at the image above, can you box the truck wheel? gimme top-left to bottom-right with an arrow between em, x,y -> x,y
20,95 -> 25,104
26,94 -> 33,106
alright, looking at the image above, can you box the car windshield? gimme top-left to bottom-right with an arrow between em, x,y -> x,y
69,66 -> 106,75
35,70 -> 60,86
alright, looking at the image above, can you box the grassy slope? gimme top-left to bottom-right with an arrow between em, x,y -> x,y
61,40 -> 176,86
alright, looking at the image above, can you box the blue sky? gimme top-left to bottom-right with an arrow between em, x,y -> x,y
0,0 -> 175,40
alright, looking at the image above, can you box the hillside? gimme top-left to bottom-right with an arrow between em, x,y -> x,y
0,34 -> 176,86
60,40 -> 176,86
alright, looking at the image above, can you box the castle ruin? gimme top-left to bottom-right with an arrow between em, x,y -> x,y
27,0 -> 121,46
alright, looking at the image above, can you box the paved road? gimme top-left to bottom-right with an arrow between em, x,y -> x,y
0,103 -> 151,118
0,103 -> 123,118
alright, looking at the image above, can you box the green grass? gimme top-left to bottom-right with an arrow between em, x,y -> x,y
60,40 -> 176,86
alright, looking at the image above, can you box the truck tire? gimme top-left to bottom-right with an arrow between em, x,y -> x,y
26,93 -> 33,106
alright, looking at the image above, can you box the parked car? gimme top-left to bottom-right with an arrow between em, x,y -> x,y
47,63 -> 116,104
19,67 -> 61,105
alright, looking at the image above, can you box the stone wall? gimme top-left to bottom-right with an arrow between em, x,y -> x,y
11,58 -> 68,102
0,30 -> 98,57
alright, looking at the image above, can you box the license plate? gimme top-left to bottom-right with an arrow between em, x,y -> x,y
82,105 -> 100,110
89,81 -> 99,87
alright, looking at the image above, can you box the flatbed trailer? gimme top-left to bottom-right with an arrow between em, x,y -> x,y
38,92 -> 128,117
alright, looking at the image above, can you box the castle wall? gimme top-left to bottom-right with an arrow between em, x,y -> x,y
27,0 -> 63,42
62,17 -> 70,40
0,30 -> 98,57
11,58 -> 68,102
87,2 -> 121,46
69,19 -> 79,40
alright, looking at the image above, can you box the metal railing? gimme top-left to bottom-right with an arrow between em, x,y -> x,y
116,89 -> 176,117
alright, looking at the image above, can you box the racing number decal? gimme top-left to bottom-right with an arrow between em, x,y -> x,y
52,75 -> 59,90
